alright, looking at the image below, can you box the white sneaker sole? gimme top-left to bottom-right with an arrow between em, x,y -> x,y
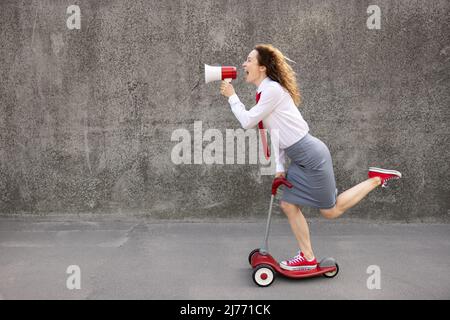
279,262 -> 317,271
368,167 -> 402,178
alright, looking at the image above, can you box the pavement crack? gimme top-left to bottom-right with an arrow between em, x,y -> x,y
117,221 -> 143,248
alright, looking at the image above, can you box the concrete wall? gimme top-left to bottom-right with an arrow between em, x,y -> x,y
0,0 -> 448,221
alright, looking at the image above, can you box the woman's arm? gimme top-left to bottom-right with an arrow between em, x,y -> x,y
225,84 -> 282,130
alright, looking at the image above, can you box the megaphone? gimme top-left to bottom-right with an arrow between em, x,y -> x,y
204,64 -> 237,84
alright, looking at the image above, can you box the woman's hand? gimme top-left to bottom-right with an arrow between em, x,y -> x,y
275,172 -> 285,179
220,80 -> 235,98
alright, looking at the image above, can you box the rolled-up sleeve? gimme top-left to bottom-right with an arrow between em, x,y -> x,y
227,85 -> 282,130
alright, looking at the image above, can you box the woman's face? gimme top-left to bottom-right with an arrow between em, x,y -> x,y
242,49 -> 266,85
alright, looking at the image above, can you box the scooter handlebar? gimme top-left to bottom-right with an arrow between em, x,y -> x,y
271,177 -> 293,195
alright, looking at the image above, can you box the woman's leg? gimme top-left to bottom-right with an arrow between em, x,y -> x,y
320,177 -> 382,219
280,201 -> 315,260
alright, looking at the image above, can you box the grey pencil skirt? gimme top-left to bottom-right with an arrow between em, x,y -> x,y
281,133 -> 338,209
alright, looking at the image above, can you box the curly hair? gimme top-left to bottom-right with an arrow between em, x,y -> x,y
254,44 -> 302,106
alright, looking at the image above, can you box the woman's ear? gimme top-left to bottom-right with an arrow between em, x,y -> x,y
259,65 -> 267,73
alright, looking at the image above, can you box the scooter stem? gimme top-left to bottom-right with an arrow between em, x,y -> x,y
260,194 -> 274,255
260,177 -> 293,255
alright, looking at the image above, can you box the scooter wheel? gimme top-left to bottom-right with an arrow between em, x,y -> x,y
252,264 -> 275,287
323,263 -> 339,278
248,248 -> 260,265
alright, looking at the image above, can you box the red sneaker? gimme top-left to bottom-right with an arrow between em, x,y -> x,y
280,251 -> 317,271
368,167 -> 402,188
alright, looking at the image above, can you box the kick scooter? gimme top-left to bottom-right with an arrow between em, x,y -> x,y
249,177 -> 339,287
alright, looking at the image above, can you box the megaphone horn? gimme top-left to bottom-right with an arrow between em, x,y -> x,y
204,64 -> 237,84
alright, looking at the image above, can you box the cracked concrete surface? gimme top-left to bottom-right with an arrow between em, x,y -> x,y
0,0 -> 448,221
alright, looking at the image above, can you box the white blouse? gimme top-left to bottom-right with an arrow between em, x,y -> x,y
228,77 -> 309,172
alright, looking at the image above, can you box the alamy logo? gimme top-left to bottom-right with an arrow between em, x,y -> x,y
367,5 -> 381,30
66,5 -> 81,30
66,265 -> 81,290
170,121 -> 277,175
366,265 -> 381,290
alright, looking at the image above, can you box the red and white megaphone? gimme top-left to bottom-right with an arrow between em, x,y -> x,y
204,64 -> 237,84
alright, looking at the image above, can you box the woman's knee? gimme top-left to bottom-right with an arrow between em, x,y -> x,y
280,201 -> 299,215
320,206 -> 341,219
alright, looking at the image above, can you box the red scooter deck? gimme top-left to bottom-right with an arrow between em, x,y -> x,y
251,252 -> 337,278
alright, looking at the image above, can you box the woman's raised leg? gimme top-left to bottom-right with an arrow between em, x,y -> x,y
320,177 -> 381,219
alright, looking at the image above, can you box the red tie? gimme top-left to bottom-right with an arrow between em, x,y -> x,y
256,92 -> 270,160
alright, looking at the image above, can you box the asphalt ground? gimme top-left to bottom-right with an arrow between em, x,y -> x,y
0,217 -> 449,300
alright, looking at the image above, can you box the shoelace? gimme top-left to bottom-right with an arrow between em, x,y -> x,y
382,176 -> 400,188
288,252 -> 305,264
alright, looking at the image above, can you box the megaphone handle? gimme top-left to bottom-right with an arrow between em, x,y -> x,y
224,78 -> 232,83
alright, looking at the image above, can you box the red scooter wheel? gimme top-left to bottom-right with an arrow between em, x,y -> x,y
252,264 -> 275,287
248,248 -> 260,265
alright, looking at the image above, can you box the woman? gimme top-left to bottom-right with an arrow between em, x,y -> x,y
220,44 -> 402,271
